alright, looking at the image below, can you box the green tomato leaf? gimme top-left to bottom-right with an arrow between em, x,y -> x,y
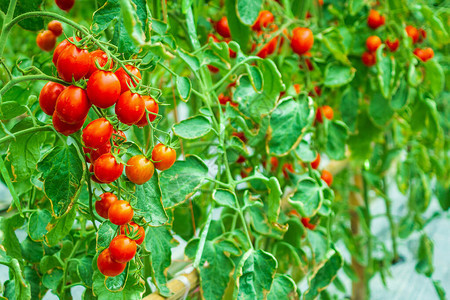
424,60 -> 444,97
236,0 -> 262,25
212,189 -> 237,209
77,256 -> 94,286
226,0 -> 251,51
390,79 -> 409,110
288,178 -> 323,217
415,234 -> 434,277
0,214 -> 25,259
267,177 -> 282,224
369,92 -> 394,127
0,0 -> 44,31
93,264 -> 145,299
176,76 -> 192,102
324,64 -> 355,87
44,208 -> 76,247
326,121 -> 349,160
42,268 -> 63,290
96,221 -> 118,249
340,86 -> 359,132
322,29 -> 350,65
376,51 -> 395,99
28,209 -> 52,241
267,274 -> 298,300
0,101 -> 27,119
173,116 -> 212,140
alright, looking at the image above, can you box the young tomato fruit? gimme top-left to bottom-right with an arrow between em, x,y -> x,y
367,9 -> 385,29
55,0 -> 74,11
311,153 -> 321,169
47,20 -> 63,37
405,25 -> 419,44
94,153 -> 124,184
115,91 -> 145,125
215,16 -> 231,38
290,27 -> 314,55
136,96 -> 159,127
82,118 -> 113,149
87,50 -> 111,78
52,112 -> 85,136
109,235 -> 137,263
108,200 -> 133,225
114,65 -> 141,93
39,82 -> 65,116
385,39 -> 399,52
36,30 -> 56,52
120,222 -> 145,245
126,155 -> 154,185
151,143 -> 176,171
321,170 -> 333,186
251,10 -> 274,31
52,37 -> 80,65
366,35 -> 382,52
362,51 -> 376,67
57,44 -> 91,82
87,70 -> 121,108
55,85 -> 91,124
97,248 -> 126,277
95,192 -> 118,219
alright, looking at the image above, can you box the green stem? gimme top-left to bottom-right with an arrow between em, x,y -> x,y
0,75 -> 68,97
362,172 -> 372,298
61,239 -> 83,297
382,178 -> 399,262
0,0 -> 18,57
0,126 -> 54,145
211,57 -> 261,91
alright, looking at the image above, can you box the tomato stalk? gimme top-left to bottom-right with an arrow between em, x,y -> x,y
0,74 -> 67,97
0,0 -> 17,58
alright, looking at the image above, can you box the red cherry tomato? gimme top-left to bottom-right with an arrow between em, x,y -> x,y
114,65 -> 141,93
282,163 -> 294,179
82,118 -> 113,149
405,25 -> 419,44
215,17 -> 231,38
367,9 -> 385,29
151,143 -> 176,171
115,91 -> 145,125
362,51 -> 376,67
109,235 -> 137,263
86,50 -> 111,78
52,37 -> 81,65
385,39 -> 399,52
93,153 -> 124,184
290,27 -> 314,55
52,112 -> 85,136
270,157 -> 279,172
321,106 -> 334,120
36,30 -> 56,52
113,130 -> 127,146
125,155 -> 154,185
39,82 -> 65,116
418,28 -> 427,43
136,96 -> 159,127
47,20 -> 63,37
55,0 -> 74,11
366,35 -> 382,52
57,44 -> 91,82
251,10 -> 274,31
87,70 -> 121,109
97,248 -> 126,277
84,142 -> 112,163
108,200 -> 133,225
301,217 -> 316,230
120,222 -> 145,245
55,85 -> 91,124
315,107 -> 324,124
95,192 -> 118,219
414,48 -> 434,62
311,153 -> 320,169
321,170 -> 333,186
256,35 -> 278,58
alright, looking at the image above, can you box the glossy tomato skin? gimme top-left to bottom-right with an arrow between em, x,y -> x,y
322,105 -> 334,120
109,235 -> 137,263
215,17 -> 231,38
362,51 -> 376,67
301,217 -> 316,230
57,44 -> 91,82
93,153 -> 124,184
108,200 -> 133,225
95,192 -> 118,219
126,155 -> 154,185
136,96 -> 159,127
97,248 -> 126,277
39,82 -> 65,115
52,37 -> 80,65
82,118 -> 113,149
151,143 -> 176,171
405,25 -> 419,44
120,222 -> 145,245
367,9 -> 385,29
414,48 -> 434,62
48,21 -> 63,37
115,91 -> 145,125
87,70 -> 121,108
252,10 -> 274,31
311,153 -> 320,169
55,0 -> 74,11
321,170 -> 333,186
114,65 -> 141,93
52,112 -> 85,136
87,50 -> 111,78
55,85 -> 91,124
291,27 -> 314,55
36,30 -> 56,52
385,39 -> 399,52
366,35 -> 382,52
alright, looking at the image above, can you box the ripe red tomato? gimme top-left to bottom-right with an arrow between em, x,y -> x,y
385,39 -> 399,52
311,153 -> 320,169
52,112 -> 85,136
418,28 -> 426,43
251,10 -> 274,31
95,192 -> 118,219
414,48 -> 434,62
87,70 -> 121,108
215,17 -> 231,38
108,200 -> 133,225
361,51 -> 376,67
93,153 -> 124,184
84,142 -> 111,163
321,170 -> 333,186
82,118 -> 113,149
113,130 -> 127,146
315,107 -> 324,124
405,25 -> 419,44
55,85 -> 91,124
301,217 -> 316,230
367,9 -> 385,29
109,235 -> 137,263
87,50 -> 111,78
115,91 -> 145,125
97,248 -> 126,277
151,143 -> 176,171
366,35 -> 382,52
57,44 -> 91,82
39,82 -> 65,116
322,105 -> 334,120
293,84 -> 301,94
47,20 -> 63,37
270,157 -> 279,172
52,37 -> 80,65
120,222 -> 145,245
114,65 -> 141,93
125,155 -> 154,185
36,30 -> 56,52
136,96 -> 159,127
290,27 -> 314,55
282,163 -> 294,179
208,64 -> 219,73
55,0 -> 74,11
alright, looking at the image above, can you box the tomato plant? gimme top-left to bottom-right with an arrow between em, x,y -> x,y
0,0 -> 448,299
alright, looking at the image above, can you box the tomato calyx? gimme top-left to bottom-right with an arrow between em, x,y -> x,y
122,223 -> 143,242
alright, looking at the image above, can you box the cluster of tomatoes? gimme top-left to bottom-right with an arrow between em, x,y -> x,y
36,20 -> 63,52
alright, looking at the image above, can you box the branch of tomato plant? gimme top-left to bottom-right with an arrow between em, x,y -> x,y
0,126 -> 54,145
211,56 -> 262,91
362,169 -> 373,298
0,0 -> 18,58
60,238 -> 83,298
0,74 -> 68,97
